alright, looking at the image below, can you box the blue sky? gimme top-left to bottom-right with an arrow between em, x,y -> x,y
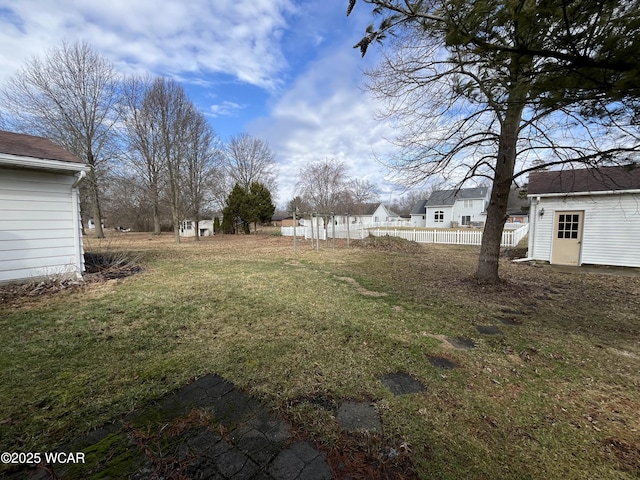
0,0 -> 410,206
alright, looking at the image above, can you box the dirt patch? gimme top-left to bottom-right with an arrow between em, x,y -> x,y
323,431 -> 418,480
608,348 -> 640,361
354,235 -> 423,253
603,437 -> 640,474
335,276 -> 388,297
284,260 -> 304,267
424,334 -> 477,350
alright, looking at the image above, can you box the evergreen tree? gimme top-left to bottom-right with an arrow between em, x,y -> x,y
222,184 -> 250,234
248,182 -> 276,232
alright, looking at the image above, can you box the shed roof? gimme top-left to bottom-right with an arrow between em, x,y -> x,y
0,130 -> 83,164
528,164 -> 640,195
426,187 -> 489,207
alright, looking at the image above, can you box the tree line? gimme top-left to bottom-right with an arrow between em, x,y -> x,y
0,41 -> 278,242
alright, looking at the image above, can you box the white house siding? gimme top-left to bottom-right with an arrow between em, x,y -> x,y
180,219 -> 214,237
529,193 -> 640,267
451,199 -> 487,226
410,214 -> 426,227
0,167 -> 84,283
426,206 -> 453,228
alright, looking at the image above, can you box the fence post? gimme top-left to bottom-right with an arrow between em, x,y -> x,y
293,208 -> 297,251
332,213 -> 335,250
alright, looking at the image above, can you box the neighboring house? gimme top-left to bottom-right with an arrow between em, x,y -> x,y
527,164 -> 640,267
334,203 -> 400,225
179,219 -> 214,237
271,215 -> 296,227
507,187 -> 529,223
424,187 -> 491,228
410,199 -> 428,227
0,130 -> 89,284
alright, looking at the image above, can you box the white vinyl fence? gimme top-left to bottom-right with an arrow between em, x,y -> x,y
370,224 -> 529,247
282,223 -> 529,247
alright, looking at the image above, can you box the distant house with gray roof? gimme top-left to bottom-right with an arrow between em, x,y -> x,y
410,187 -> 491,228
334,203 -> 401,225
410,199 -> 428,227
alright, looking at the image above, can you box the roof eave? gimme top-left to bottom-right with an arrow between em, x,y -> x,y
0,153 -> 90,173
528,189 -> 640,198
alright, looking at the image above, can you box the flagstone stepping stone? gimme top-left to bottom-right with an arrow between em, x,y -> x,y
445,336 -> 476,350
427,355 -> 459,369
534,294 -> 552,301
475,325 -> 504,335
336,401 -> 381,432
496,316 -> 521,326
379,371 -> 426,396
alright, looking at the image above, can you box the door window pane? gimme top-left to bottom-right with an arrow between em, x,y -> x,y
557,213 -> 580,240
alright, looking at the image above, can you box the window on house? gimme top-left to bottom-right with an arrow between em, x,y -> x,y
464,200 -> 473,208
462,215 -> 471,226
184,221 -> 192,230
434,211 -> 444,223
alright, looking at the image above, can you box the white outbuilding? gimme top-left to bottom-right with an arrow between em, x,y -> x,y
527,164 -> 640,267
0,130 -> 89,284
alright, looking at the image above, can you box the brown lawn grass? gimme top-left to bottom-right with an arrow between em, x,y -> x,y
1,231 -> 639,479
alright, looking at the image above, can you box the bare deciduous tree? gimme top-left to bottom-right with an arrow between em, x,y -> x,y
121,75 -> 165,234
296,158 -> 350,212
182,110 -> 223,241
346,178 -> 379,206
141,78 -> 195,243
224,133 -> 277,196
1,41 -> 121,238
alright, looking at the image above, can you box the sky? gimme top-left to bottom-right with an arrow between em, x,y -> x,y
0,0 -> 414,207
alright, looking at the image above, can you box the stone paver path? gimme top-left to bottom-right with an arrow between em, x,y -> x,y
336,402 -> 382,432
379,372 -> 427,396
7,374 -> 332,480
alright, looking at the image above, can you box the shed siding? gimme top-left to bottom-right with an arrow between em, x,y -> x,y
0,168 -> 84,283
530,193 -> 640,267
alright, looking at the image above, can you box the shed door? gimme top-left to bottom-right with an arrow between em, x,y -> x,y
551,211 -> 583,265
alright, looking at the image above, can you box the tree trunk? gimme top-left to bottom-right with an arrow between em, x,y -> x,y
475,99 -> 524,284
173,220 -> 181,244
87,167 -> 104,238
194,219 -> 200,241
151,180 -> 161,235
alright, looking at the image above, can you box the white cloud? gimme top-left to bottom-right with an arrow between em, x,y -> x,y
248,45 -> 403,205
0,0 -> 295,88
208,101 -> 245,118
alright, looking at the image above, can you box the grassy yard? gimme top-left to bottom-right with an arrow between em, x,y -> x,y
1,232 -> 639,479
